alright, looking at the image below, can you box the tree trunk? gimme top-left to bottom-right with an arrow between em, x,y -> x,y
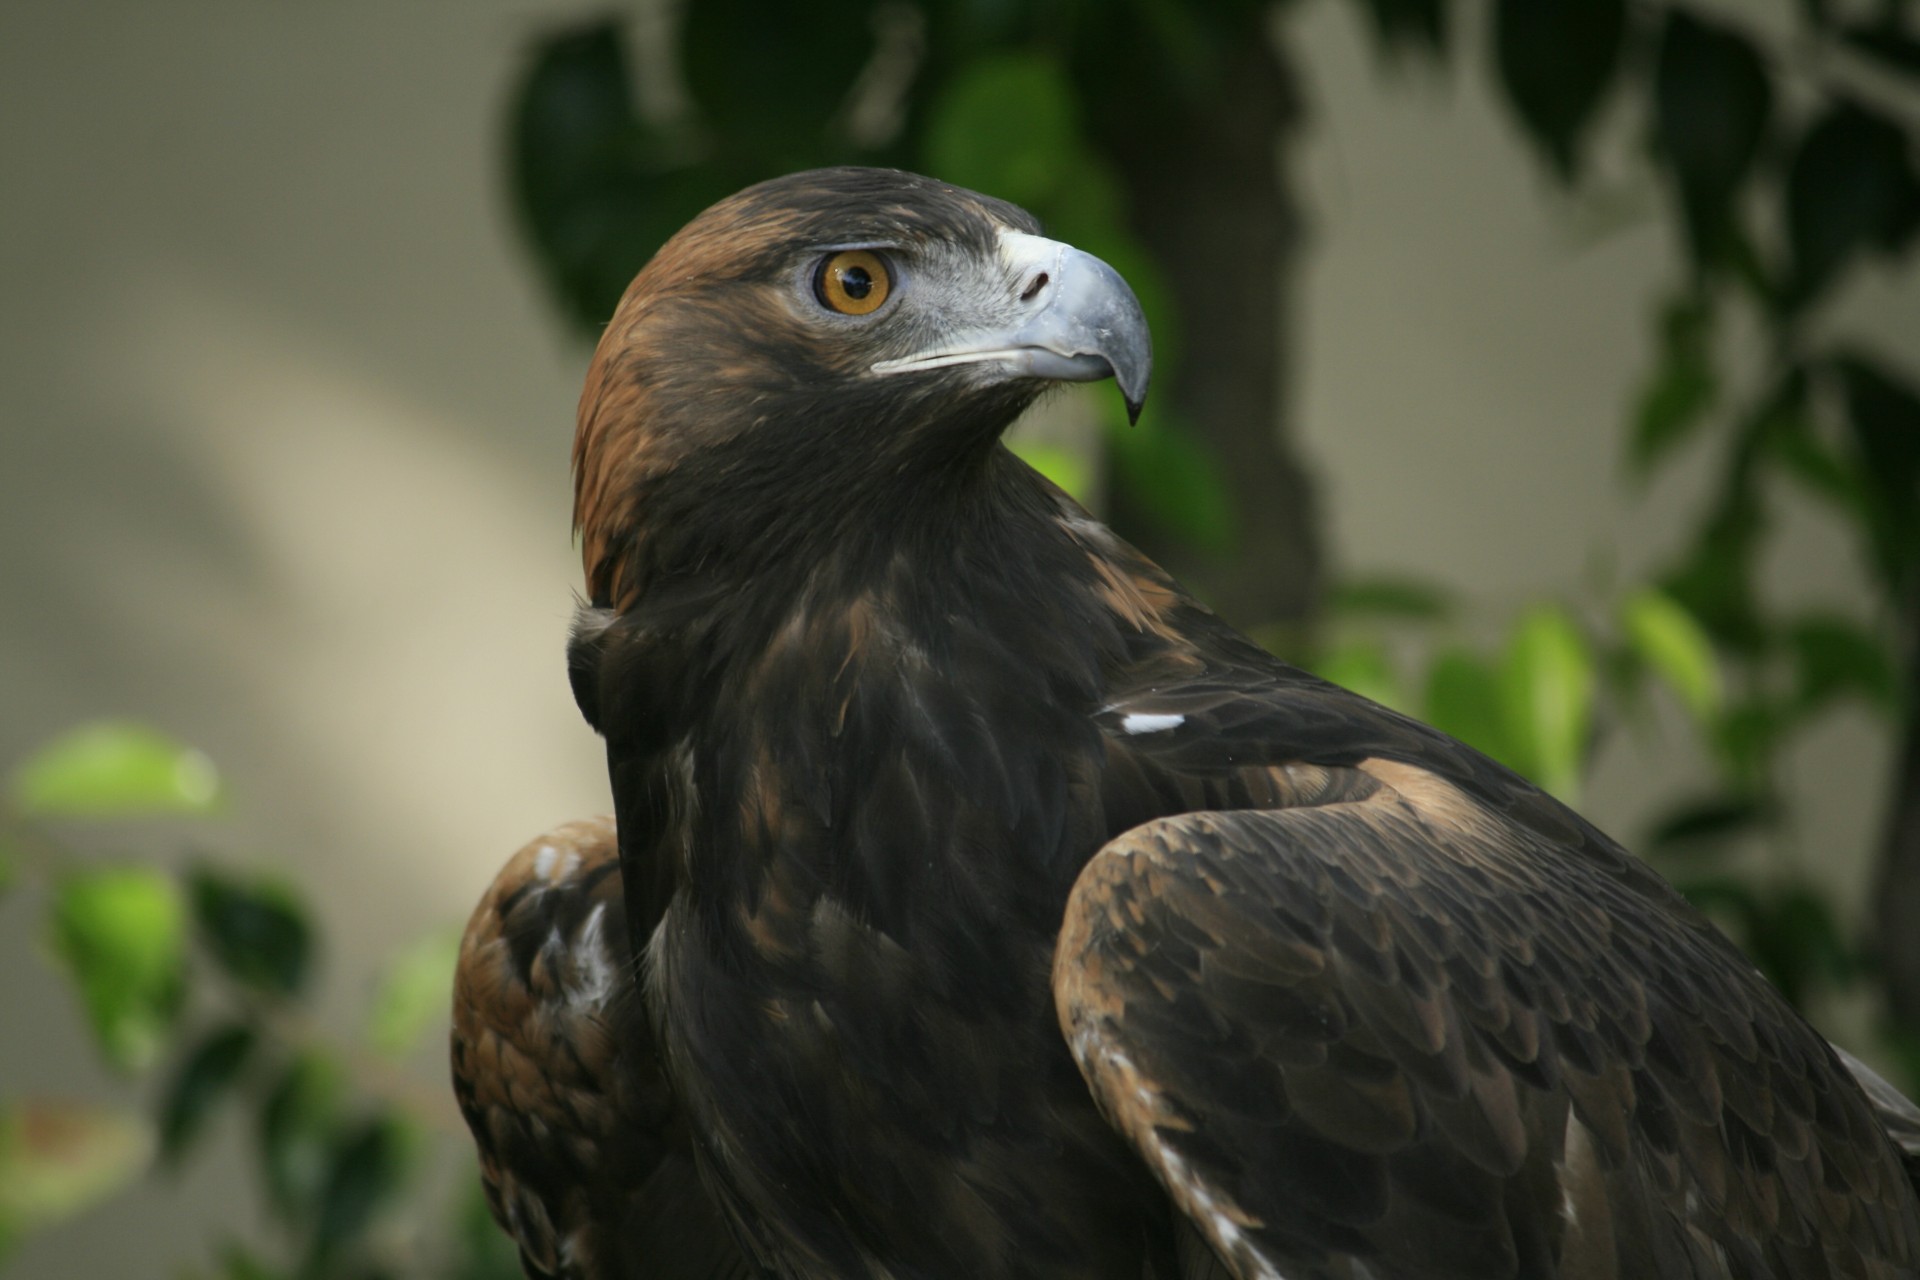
1079,27 -> 1322,637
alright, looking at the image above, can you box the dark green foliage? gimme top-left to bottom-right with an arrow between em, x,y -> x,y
1353,0 -> 1449,61
680,0 -> 875,157
1646,794 -> 1772,856
310,1117 -> 410,1268
1652,11 -> 1772,274
1492,0 -> 1627,180
258,1055 -> 344,1223
509,21 -> 732,330
158,1023 -> 257,1166
1630,292 -> 1718,475
1789,615 -> 1901,717
1834,354 -> 1920,592
190,867 -> 312,1000
1786,103 -> 1918,308
1841,18 -> 1920,77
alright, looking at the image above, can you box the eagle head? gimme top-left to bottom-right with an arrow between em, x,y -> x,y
572,167 -> 1151,609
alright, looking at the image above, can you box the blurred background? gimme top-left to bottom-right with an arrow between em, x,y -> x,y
1,0 -> 1915,1276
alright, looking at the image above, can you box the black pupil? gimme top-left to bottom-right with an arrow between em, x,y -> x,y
838,264 -> 873,299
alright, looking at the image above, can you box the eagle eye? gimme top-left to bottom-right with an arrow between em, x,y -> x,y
814,250 -> 892,316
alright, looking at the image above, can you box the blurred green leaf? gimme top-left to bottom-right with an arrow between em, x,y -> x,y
1788,615 -> 1900,715
1834,354 -> 1920,591
159,1023 -> 257,1167
1673,872 -> 1763,923
366,929 -> 461,1060
1786,101 -> 1915,308
10,722 -> 221,819
449,1164 -> 524,1280
681,0 -> 873,158
1647,793 -> 1771,858
1841,19 -> 1920,78
1493,0 -> 1626,181
0,1100 -> 153,1260
1748,883 -> 1856,1008
1621,589 -> 1722,725
48,868 -> 187,1071
1328,576 -> 1453,622
210,1242 -> 285,1280
309,1116 -> 412,1266
1424,648 -> 1519,767
259,1054 -> 344,1224
1653,12 -> 1773,272
1106,415 -> 1236,554
1660,480 -> 1768,653
1500,605 -> 1596,802
1008,442 -> 1093,504
1713,697 -> 1783,787
1756,378 -> 1866,515
1310,640 -> 1407,713
509,21 -> 729,329
923,50 -> 1080,209
1630,293 -> 1718,475
1353,0 -> 1449,62
190,866 -> 313,999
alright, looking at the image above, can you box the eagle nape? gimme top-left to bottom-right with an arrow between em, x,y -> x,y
454,167 -> 1920,1280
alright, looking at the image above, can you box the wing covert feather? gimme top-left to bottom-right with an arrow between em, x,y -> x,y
1054,762 -> 1920,1280
451,816 -> 753,1280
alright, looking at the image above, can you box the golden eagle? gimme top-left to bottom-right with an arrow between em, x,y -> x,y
454,168 -> 1920,1280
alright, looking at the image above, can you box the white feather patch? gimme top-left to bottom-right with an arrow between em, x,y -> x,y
1120,712 -> 1185,735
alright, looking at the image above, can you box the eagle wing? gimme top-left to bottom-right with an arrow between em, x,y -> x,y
450,816 -> 754,1280
1057,660 -> 1920,1280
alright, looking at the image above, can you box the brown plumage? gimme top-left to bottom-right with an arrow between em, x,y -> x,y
454,167 -> 1920,1279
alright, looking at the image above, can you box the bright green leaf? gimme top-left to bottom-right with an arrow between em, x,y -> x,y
190,867 -> 313,999
1621,589 -> 1722,725
1500,605 -> 1596,802
1008,442 -> 1093,504
48,868 -> 187,1071
0,1100 -> 154,1257
11,723 -> 221,819
1423,648 -> 1519,768
365,929 -> 461,1060
158,1023 -> 257,1166
259,1054 -> 344,1224
1309,641 -> 1407,714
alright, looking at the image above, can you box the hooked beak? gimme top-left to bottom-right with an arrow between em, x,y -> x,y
871,230 -> 1153,423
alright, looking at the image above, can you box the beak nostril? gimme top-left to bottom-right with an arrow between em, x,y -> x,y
1019,272 -> 1049,303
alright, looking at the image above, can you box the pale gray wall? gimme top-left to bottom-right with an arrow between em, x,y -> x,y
0,1 -> 1911,1276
